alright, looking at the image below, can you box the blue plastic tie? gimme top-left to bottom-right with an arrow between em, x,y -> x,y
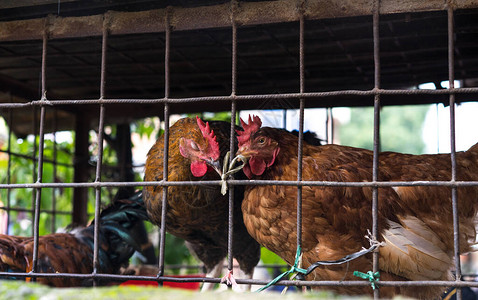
256,247 -> 307,292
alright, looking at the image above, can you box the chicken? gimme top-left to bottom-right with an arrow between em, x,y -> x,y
0,192 -> 149,287
234,115 -> 478,299
143,116 -> 260,290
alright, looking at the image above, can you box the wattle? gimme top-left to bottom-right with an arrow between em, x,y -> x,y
190,161 -> 208,177
243,164 -> 252,179
249,157 -> 267,176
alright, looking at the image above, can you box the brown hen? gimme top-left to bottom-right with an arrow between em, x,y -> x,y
143,117 -> 260,289
235,115 -> 478,299
0,192 -> 148,287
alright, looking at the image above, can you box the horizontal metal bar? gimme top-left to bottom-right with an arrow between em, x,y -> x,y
0,149 -> 144,172
2,88 -> 478,108
0,149 -> 74,168
2,270 -> 478,288
1,0 -> 474,42
164,263 -> 289,270
1,180 -> 478,190
0,206 -> 71,215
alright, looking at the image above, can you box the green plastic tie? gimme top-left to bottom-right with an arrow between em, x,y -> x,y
256,247 -> 307,292
353,270 -> 380,290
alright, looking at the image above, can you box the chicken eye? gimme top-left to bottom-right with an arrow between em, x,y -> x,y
190,141 -> 199,151
258,137 -> 266,144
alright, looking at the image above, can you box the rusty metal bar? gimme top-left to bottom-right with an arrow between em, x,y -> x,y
5,103 -> 13,233
31,23 -> 49,277
325,108 -> 330,143
372,0 -> 381,297
158,104 -> 169,281
0,149 -> 73,168
226,3 -> 238,285
1,179 -> 478,190
1,269 -> 478,289
158,11 -> 171,282
325,108 -> 334,144
3,87 -> 478,109
227,99 -> 237,285
31,107 -> 37,233
447,4 -> 462,300
1,0 -> 477,42
164,263 -> 289,271
92,17 -> 108,283
296,6 -> 305,286
92,103 -> 106,278
51,109 -> 58,233
0,206 -> 71,215
329,108 -> 334,144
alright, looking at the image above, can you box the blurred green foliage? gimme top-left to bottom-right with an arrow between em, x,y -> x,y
0,132 -> 76,236
339,105 -> 430,154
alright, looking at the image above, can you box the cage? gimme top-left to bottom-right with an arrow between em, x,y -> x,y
0,0 -> 478,298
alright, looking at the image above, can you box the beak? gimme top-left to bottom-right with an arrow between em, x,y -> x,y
207,159 -> 223,176
236,147 -> 256,160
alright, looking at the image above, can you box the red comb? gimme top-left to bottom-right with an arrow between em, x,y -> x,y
236,115 -> 262,145
196,116 -> 220,160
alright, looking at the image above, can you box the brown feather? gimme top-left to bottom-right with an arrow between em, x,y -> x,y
0,233 -> 94,287
238,125 -> 478,299
0,193 -> 148,287
143,117 -> 260,281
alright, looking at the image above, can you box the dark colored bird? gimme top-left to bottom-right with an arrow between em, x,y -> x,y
290,129 -> 324,146
235,114 -> 478,299
143,116 -> 260,290
0,192 -> 149,287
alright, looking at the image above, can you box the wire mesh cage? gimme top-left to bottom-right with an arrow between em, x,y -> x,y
0,0 -> 478,299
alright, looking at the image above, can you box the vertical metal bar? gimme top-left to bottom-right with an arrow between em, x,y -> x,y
329,108 -> 334,144
227,101 -> 236,287
231,7 -> 237,98
51,109 -> 58,233
92,16 -> 108,284
325,108 -> 330,144
447,4 -> 461,300
297,6 -> 305,278
6,102 -> 13,233
226,8 -> 238,286
282,110 -> 287,129
32,107 -> 37,235
372,0 -> 381,298
436,103 -> 440,153
158,105 -> 169,280
158,11 -> 171,282
31,22 -> 49,276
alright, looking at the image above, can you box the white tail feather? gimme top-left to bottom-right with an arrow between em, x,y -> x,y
380,218 -> 452,281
